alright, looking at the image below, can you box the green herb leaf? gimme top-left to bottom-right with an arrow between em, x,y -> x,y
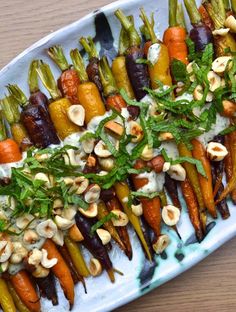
171,59 -> 187,82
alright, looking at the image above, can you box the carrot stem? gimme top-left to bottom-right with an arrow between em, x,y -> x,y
99,56 -> 117,97
48,45 -> 69,72
184,0 -> 201,25
36,61 -> 61,100
115,9 -> 141,47
176,3 -> 187,28
70,49 -> 88,83
139,8 -> 157,44
1,96 -> 20,124
79,37 -> 98,59
169,0 -> 178,27
28,61 -> 39,94
7,85 -> 28,107
231,0 -> 236,14
0,110 -> 7,141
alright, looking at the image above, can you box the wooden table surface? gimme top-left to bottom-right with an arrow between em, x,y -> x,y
1,0 -> 236,311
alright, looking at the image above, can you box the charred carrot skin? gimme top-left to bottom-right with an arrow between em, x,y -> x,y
34,272 -> 58,306
48,46 -> 80,104
42,239 -> 75,308
228,130 -> 236,204
224,133 -> 236,203
198,5 -> 214,30
10,270 -> 40,312
192,139 -> 217,218
164,173 -> 181,209
181,179 -> 204,242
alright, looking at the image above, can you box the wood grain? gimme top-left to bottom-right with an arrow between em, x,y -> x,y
1,1 -> 236,311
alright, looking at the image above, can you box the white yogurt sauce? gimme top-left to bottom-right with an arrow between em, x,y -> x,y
137,171 -> 165,193
147,43 -> 161,66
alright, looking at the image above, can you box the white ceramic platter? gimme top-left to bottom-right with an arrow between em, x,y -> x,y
1,0 -> 236,311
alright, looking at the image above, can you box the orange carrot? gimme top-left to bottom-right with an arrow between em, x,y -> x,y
181,179 -> 204,242
0,139 -> 22,164
132,159 -> 162,238
10,270 -> 40,312
199,4 -> 214,30
42,239 -> 74,308
192,139 -> 217,218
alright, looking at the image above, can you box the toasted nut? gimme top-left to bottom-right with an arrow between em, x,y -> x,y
89,258 -> 102,276
16,214 -> 35,230
97,171 -> 108,176
212,28 -> 230,36
41,249 -> 58,269
52,230 -> 64,246
23,230 -> 39,244
131,203 -> 143,216
86,155 -> 97,168
67,104 -> 85,126
206,142 -> 228,161
36,219 -> 57,238
79,202 -> 98,218
55,215 -> 74,230
193,85 -> 204,101
98,157 -> 115,171
0,209 -> 7,220
74,176 -> 89,195
225,15 -> 236,33
68,224 -> 84,242
34,172 -> 50,187
140,145 -> 154,161
168,164 -> 186,181
222,100 -> 236,117
63,177 -> 74,186
63,149 -> 79,166
159,132 -> 174,141
9,197 -> 16,211
152,234 -> 170,254
61,206 -> 77,220
0,261 -> 9,273
111,210 -> 129,226
212,56 -> 232,75
186,62 -> 198,82
10,242 -> 28,264
0,241 -> 13,263
84,184 -> 101,203
207,71 -> 221,92
206,91 -> 214,102
105,120 -> 124,137
96,229 -> 111,245
32,264 -> 50,278
163,162 -> 171,172
129,121 -> 144,143
81,132 -> 95,154
53,198 -> 63,210
148,155 -> 165,173
28,249 -> 43,266
35,153 -> 50,162
162,205 -> 180,226
94,140 -> 112,158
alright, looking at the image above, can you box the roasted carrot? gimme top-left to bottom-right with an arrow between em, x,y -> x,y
181,179 -> 204,242
139,8 -> 172,87
114,181 -> 152,261
0,110 -> 22,164
178,142 -> 206,229
132,159 -> 162,238
97,200 -> 126,251
106,197 -> 133,260
1,95 -> 32,151
37,61 -> 80,140
228,130 -> 236,203
99,56 -> 127,112
34,272 -> 58,306
224,133 -> 236,203
10,270 -> 40,312
192,139 -> 217,218
7,281 -> 30,312
111,19 -> 135,99
79,37 -> 103,93
48,45 -> 80,104
164,173 -> 181,209
0,278 -> 16,312
163,0 -> 188,64
70,49 -> 106,123
42,239 -> 74,308
115,9 -> 150,100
